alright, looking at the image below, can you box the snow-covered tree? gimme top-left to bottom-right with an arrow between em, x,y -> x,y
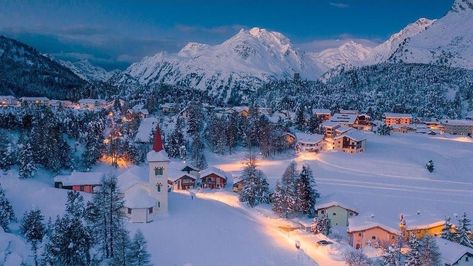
307,115 -> 322,134
404,236 -> 422,266
310,213 -> 331,235
167,117 -> 186,158
0,133 -> 16,171
419,236 -> 441,266
295,106 -> 306,131
441,217 -> 457,242
239,155 -> 270,207
344,249 -> 372,266
65,191 -> 85,219
191,135 -> 207,169
377,124 -> 392,136
0,184 -> 15,231
426,160 -> 434,173
456,212 -> 473,248
112,228 -> 131,266
128,230 -> 152,266
18,134 -> 36,179
20,209 -> 45,266
381,244 -> 401,266
295,165 -> 319,216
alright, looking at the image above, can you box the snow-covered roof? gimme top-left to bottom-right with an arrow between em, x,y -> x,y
232,106 -> 250,113
168,163 -> 198,182
441,119 -> 473,126
314,201 -> 358,214
402,212 -> 445,230
117,166 -> 148,192
135,117 -> 158,143
295,132 -> 324,144
124,186 -> 156,208
19,97 -> 49,101
200,166 -> 231,180
321,121 -> 341,128
147,150 -> 169,162
313,108 -> 331,115
160,103 -> 177,108
339,109 -> 358,115
0,96 -> 16,100
436,238 -> 473,265
335,126 -> 351,134
54,171 -> 104,186
348,218 -> 400,235
334,130 -> 367,141
78,98 -> 106,104
383,113 -> 413,119
330,113 -> 357,124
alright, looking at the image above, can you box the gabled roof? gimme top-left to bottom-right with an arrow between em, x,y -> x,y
436,238 -> 473,265
295,132 -> 324,144
334,130 -> 367,141
200,167 -> 231,180
347,221 -> 400,235
54,171 -> 104,186
330,113 -> 357,124
321,121 -> 341,129
124,184 -> 157,208
314,201 -> 358,214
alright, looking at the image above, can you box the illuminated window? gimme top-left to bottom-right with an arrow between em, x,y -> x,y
154,167 -> 164,176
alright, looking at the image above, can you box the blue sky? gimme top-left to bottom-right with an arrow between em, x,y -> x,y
0,0 -> 454,70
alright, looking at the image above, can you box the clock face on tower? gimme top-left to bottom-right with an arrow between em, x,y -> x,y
154,167 -> 164,176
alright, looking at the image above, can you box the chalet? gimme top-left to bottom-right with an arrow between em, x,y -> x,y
440,119 -> 473,136
232,175 -> 245,193
321,121 -> 341,139
313,108 -> 332,121
19,97 -> 49,107
436,238 -> 473,266
161,103 -> 178,114
282,132 -> 297,147
200,167 -> 230,189
49,100 -> 74,109
295,132 -> 325,152
424,120 -> 442,131
314,201 -> 358,227
333,131 -> 367,153
348,219 -> 400,249
54,171 -> 105,193
352,114 -> 372,131
169,164 -> 200,190
78,99 -> 108,110
0,96 -> 19,107
383,113 -> 413,127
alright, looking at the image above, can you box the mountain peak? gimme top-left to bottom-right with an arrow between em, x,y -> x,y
451,0 -> 473,13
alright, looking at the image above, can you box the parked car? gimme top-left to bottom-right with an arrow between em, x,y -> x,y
315,240 -> 333,247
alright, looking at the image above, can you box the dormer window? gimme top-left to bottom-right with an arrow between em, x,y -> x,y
154,167 -> 163,176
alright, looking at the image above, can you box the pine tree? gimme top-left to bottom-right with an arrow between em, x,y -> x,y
271,182 -> 288,217
0,183 -> 15,231
377,124 -> 392,136
310,213 -> 331,235
167,117 -> 186,158
20,209 -> 45,266
381,244 -> 401,266
295,165 -> 319,216
456,212 -> 473,248
239,155 -> 270,207
272,162 -> 298,217
113,228 -> 131,266
441,217 -> 457,242
65,191 -> 85,219
191,135 -> 207,169
225,112 -> 240,153
295,106 -> 306,131
18,134 -> 36,179
404,236 -> 422,266
128,230 -> 152,266
426,160 -> 434,173
307,116 -> 322,134
419,236 -> 441,266
344,249 -> 372,266
0,133 -> 15,171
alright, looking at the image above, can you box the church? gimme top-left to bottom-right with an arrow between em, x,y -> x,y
117,126 -> 169,223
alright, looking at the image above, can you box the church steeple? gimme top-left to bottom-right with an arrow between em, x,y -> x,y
152,126 -> 164,152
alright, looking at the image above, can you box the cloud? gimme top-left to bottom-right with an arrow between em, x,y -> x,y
329,2 -> 350,8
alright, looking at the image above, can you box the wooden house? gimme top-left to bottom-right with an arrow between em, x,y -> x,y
383,113 -> 413,127
199,167 -> 230,189
441,119 -> 473,136
312,108 -> 332,121
333,131 -> 367,153
54,171 -> 105,193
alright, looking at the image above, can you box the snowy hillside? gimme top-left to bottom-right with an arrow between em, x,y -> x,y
58,59 -> 115,82
123,27 -> 324,99
389,0 -> 473,69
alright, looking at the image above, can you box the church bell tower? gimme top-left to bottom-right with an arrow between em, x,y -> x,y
147,126 -> 169,214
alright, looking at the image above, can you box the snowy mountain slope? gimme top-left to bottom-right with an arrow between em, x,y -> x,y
58,59 -> 115,82
124,27 -> 324,99
389,0 -> 473,69
309,18 -> 434,70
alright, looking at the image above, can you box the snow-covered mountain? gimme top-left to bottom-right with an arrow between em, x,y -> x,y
388,0 -> 473,69
59,59 -> 115,82
123,27 -> 324,99
310,18 -> 434,70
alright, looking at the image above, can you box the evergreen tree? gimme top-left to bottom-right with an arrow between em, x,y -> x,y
239,155 -> 270,207
295,165 -> 319,216
272,162 -> 298,217
167,117 -> 186,158
81,120 -> 105,169
381,244 -> 401,266
128,230 -> 152,266
0,133 -> 15,171
113,228 -> 131,266
295,106 -> 306,131
225,112 -> 240,153
191,135 -> 207,169
310,213 -> 331,235
344,249 -> 372,266
404,236 -> 422,266
18,134 -> 36,179
426,160 -> 434,173
65,191 -> 85,219
307,116 -> 322,134
441,217 -> 457,242
20,209 -> 45,266
419,236 -> 441,266
377,124 -> 392,136
0,183 -> 15,231
456,212 -> 473,248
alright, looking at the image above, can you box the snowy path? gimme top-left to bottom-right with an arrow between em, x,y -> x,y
194,191 -> 345,266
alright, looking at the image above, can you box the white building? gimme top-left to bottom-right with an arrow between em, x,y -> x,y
78,98 -> 108,110
295,133 -> 325,152
118,126 -> 169,223
436,238 -> 473,266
